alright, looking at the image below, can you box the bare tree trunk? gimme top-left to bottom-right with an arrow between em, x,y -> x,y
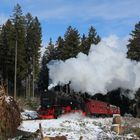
14,38 -> 17,100
32,58 -> 35,98
25,77 -> 28,98
28,74 -> 31,97
6,77 -> 8,95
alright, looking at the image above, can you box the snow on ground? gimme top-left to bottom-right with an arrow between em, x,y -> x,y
19,112 -> 107,139
18,112 -> 140,140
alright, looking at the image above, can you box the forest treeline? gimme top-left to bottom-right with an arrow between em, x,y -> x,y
0,4 -> 140,100
39,25 -> 101,92
0,4 -> 41,98
0,4 -> 100,98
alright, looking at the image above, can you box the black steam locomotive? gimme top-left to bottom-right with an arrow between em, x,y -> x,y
37,86 -> 120,119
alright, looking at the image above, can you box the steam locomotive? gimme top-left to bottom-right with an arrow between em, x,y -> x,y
37,88 -> 120,119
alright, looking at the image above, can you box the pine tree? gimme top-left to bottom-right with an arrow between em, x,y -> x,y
38,38 -> 55,92
57,36 -> 64,48
24,15 -> 42,97
25,13 -> 33,29
38,55 -> 49,92
80,33 -> 89,54
11,4 -> 27,81
0,4 -> 42,97
87,26 -> 101,45
45,38 -> 55,62
0,20 -> 15,93
127,21 -> 140,117
11,4 -> 27,96
127,21 -> 140,61
63,26 -> 80,59
25,13 -> 34,97
85,26 -> 101,54
56,36 -> 64,60
28,17 -> 42,97
31,17 -> 42,78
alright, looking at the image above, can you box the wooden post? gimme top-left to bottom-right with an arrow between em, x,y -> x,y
39,123 -> 44,139
111,114 -> 124,135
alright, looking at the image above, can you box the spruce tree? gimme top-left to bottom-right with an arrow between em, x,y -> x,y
25,13 -> 33,97
38,54 -> 49,92
31,17 -> 42,78
0,20 -> 15,93
11,4 -> 27,96
80,33 -> 89,54
29,17 -> 42,97
63,26 -> 80,59
57,36 -> 64,48
45,38 -> 55,62
56,36 -> 64,60
25,15 -> 42,97
127,21 -> 140,117
0,4 -> 42,97
38,38 -> 55,92
84,26 -> 101,54
127,21 -> 140,61
88,26 -> 101,45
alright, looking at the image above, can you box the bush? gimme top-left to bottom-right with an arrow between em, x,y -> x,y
17,97 -> 40,111
132,127 -> 140,138
0,86 -> 21,139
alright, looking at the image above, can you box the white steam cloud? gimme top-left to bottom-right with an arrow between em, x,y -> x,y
48,35 -> 140,95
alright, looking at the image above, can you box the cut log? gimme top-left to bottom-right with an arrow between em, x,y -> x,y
112,114 -> 121,125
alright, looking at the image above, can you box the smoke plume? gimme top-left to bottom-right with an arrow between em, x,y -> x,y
48,35 -> 140,96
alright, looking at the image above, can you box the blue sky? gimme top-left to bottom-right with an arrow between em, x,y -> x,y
0,0 -> 140,46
